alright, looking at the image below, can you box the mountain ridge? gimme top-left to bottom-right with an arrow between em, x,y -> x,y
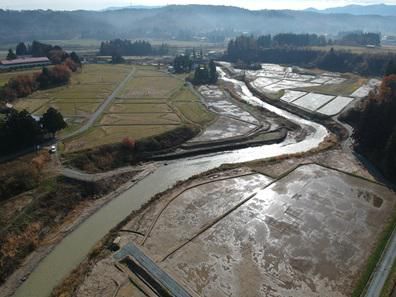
0,5 -> 395,43
305,4 -> 396,16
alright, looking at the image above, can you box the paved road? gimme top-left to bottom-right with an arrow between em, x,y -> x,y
364,228 -> 396,297
60,66 -> 136,141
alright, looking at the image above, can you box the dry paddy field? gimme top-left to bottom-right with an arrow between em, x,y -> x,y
13,64 -> 133,134
82,164 -> 396,297
63,66 -> 215,152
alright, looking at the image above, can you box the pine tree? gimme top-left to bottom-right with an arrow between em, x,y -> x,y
16,42 -> 27,55
209,60 -> 218,84
6,49 -> 17,60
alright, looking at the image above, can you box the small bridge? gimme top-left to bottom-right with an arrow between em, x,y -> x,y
114,243 -> 193,297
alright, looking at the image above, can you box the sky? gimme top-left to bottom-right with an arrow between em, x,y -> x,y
1,0 -> 396,11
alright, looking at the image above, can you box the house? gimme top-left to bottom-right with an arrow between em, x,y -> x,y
0,57 -> 51,70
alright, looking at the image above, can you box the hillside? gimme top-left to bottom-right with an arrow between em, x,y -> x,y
307,4 -> 396,16
1,5 -> 396,43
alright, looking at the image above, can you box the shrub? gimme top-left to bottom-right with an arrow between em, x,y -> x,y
122,137 -> 136,151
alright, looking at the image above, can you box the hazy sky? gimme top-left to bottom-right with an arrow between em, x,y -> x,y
2,0 -> 396,11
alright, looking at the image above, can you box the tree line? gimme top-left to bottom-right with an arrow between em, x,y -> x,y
9,41 -> 82,66
337,32 -> 381,46
228,34 -> 329,53
226,35 -> 396,76
1,63 -> 77,102
0,107 -> 66,155
1,44 -> 82,102
343,67 -> 396,181
191,60 -> 218,85
172,54 -> 217,85
99,39 -> 169,56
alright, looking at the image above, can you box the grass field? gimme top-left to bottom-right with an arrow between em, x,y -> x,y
64,125 -> 179,152
297,76 -> 367,96
120,76 -> 183,98
62,65 -> 215,153
309,45 -> 396,54
108,102 -> 173,113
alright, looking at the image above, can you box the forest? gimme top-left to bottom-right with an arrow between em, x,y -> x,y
347,72 -> 396,181
99,39 -> 169,56
226,35 -> 396,76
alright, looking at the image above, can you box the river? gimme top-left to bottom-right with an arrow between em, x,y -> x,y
12,66 -> 329,297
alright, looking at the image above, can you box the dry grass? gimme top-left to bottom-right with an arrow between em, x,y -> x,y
174,101 -> 216,125
309,45 -> 396,54
99,113 -> 181,126
297,77 -> 367,96
63,125 -> 178,153
170,86 -> 200,102
108,102 -> 173,113
14,98 -> 51,113
120,76 -> 183,98
13,64 -> 132,120
36,101 -> 102,116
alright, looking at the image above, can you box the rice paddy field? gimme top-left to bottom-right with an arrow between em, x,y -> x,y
13,64 -> 132,137
244,63 -> 380,117
62,65 -> 216,152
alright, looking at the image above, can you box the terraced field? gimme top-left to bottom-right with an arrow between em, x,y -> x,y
63,65 -> 215,152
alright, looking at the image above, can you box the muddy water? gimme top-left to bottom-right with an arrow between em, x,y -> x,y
12,66 -> 329,297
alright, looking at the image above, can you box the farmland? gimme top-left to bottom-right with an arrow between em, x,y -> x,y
245,63 -> 378,117
75,160 -> 396,297
13,64 -> 132,134
3,58 -> 395,297
62,65 -> 216,152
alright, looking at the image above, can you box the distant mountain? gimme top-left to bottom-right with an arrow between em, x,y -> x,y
104,5 -> 163,11
1,5 -> 396,44
306,4 -> 396,16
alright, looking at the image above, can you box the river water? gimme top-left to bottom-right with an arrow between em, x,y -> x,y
12,67 -> 329,297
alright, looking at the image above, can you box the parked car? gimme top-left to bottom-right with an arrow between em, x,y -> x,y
49,145 -> 57,154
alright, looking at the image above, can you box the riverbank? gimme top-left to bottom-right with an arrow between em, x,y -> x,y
0,165 -> 156,297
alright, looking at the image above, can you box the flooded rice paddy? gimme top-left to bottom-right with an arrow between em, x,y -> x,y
125,164 -> 396,297
222,62 -> 380,117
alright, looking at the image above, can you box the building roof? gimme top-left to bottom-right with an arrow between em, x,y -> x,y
0,57 -> 50,66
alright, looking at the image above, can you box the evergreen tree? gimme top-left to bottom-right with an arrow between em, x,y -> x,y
193,65 -> 209,84
209,60 -> 218,84
16,42 -> 27,55
40,107 -> 67,137
0,109 -> 43,153
112,54 -> 124,64
6,49 -> 16,60
70,52 -> 82,67
386,60 -> 396,76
